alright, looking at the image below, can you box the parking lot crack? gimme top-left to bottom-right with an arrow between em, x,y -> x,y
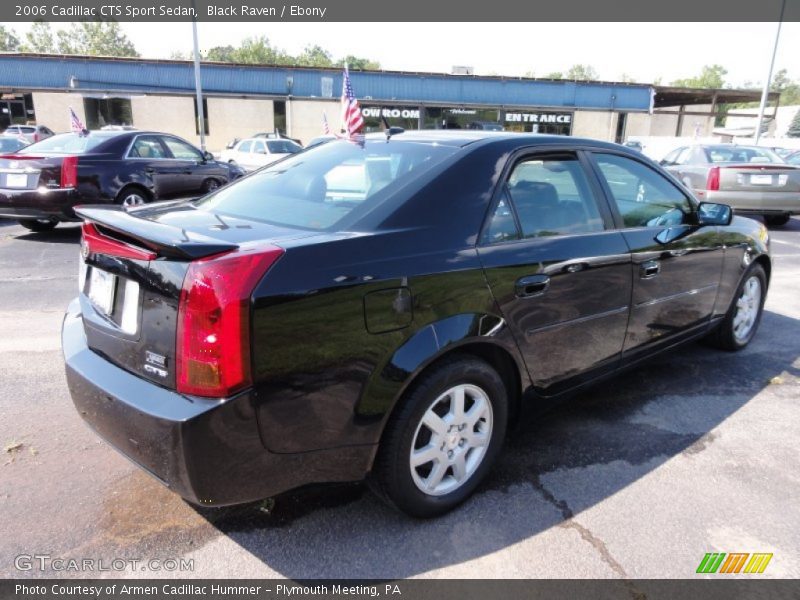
531,473 -> 642,591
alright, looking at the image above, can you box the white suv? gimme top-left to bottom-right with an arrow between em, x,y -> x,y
2,125 -> 55,144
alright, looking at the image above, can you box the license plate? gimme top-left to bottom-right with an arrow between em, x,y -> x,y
750,174 -> 773,185
88,268 -> 116,315
6,173 -> 27,188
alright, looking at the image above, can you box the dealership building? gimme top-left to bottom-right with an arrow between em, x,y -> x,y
0,53 -> 771,151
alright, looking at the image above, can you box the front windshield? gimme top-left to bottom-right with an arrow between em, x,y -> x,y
194,139 -> 458,231
18,133 -> 113,154
705,146 -> 783,164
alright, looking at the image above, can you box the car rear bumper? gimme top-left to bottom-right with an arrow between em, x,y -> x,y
62,298 -> 374,506
701,190 -> 800,214
0,187 -> 83,221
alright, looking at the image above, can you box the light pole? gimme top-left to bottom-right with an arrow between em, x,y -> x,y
191,12 -> 206,151
754,0 -> 787,145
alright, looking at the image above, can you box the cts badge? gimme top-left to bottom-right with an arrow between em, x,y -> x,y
81,240 -> 90,260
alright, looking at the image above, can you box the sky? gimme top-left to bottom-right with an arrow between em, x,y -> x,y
11,21 -> 800,87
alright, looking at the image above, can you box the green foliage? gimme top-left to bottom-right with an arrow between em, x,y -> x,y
56,22 -> 138,57
21,21 -> 54,53
0,25 -> 20,51
338,55 -> 381,71
205,45 -> 236,62
19,21 -> 138,57
671,64 -> 728,89
544,71 -> 563,80
296,44 -> 333,67
787,109 -> 800,138
771,69 -> 800,106
566,64 -> 598,81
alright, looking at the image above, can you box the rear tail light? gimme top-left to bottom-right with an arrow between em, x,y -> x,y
61,155 -> 79,188
706,166 -> 720,191
81,222 -> 157,261
176,246 -> 284,397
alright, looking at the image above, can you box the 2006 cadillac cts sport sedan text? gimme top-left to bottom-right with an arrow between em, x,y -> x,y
63,132 -> 770,517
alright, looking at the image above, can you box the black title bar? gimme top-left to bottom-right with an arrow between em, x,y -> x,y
3,0 -> 800,22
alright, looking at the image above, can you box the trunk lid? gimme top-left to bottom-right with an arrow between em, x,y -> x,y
76,203 -> 317,390
0,154 -> 65,190
716,163 -> 800,193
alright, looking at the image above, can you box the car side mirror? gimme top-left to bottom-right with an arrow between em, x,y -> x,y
202,151 -> 214,162
697,202 -> 733,226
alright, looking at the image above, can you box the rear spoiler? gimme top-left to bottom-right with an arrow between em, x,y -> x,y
75,205 -> 238,260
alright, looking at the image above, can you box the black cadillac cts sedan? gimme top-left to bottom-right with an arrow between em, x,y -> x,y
63,132 -> 770,517
0,130 -> 243,232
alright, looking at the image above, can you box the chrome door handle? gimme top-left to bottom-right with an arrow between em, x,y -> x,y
640,260 -> 661,279
515,274 -> 550,298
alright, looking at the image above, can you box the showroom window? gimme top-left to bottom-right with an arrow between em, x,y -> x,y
83,97 -> 133,129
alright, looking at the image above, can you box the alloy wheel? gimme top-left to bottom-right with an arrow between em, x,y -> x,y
409,383 -> 493,496
733,276 -> 761,342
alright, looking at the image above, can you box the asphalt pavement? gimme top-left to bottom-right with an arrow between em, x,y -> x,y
0,216 -> 798,579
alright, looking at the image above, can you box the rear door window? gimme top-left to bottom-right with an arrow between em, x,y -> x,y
129,136 -> 168,159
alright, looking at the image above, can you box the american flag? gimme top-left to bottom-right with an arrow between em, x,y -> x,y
340,66 -> 364,139
69,107 -> 86,134
322,111 -> 331,135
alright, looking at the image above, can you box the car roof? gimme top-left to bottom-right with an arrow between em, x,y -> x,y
360,129 -> 632,152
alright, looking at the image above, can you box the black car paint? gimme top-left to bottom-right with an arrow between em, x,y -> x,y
0,131 -> 238,222
63,132 -> 770,507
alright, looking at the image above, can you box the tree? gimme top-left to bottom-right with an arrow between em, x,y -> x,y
787,108 -> 800,138
338,55 -> 380,70
0,25 -> 20,51
296,44 -> 333,67
619,73 -> 637,83
21,21 -> 56,53
544,71 -> 563,80
56,22 -> 138,57
566,64 -> 598,81
671,64 -> 728,89
205,45 -> 236,62
226,35 -> 290,65
771,69 -> 800,106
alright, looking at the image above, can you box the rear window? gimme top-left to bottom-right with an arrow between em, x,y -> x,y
266,140 -> 302,154
195,139 -> 458,230
705,146 -> 783,164
18,132 -> 112,154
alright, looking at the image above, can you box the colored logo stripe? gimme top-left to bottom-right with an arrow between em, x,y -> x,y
697,553 -> 726,573
744,553 -> 773,574
719,553 -> 749,573
696,552 -> 773,574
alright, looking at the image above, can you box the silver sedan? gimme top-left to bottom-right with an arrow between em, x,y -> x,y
660,144 -> 800,227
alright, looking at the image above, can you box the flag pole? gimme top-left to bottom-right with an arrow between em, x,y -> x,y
191,6 -> 207,152
754,0 -> 786,145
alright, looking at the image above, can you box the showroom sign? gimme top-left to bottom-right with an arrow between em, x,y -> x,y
362,107 -> 420,119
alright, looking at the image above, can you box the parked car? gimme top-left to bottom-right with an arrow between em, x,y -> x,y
219,137 -> 303,171
253,131 -> 303,146
660,144 -> 800,227
306,134 -> 337,149
64,132 -> 770,517
623,140 -> 644,153
2,124 -> 54,144
785,151 -> 800,166
0,136 -> 30,154
467,121 -> 504,131
0,130 -> 244,232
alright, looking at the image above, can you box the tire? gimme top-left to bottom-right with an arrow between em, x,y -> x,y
201,178 -> 221,194
764,214 -> 791,227
371,355 -> 508,518
18,219 -> 57,232
706,263 -> 767,351
116,186 -> 150,208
